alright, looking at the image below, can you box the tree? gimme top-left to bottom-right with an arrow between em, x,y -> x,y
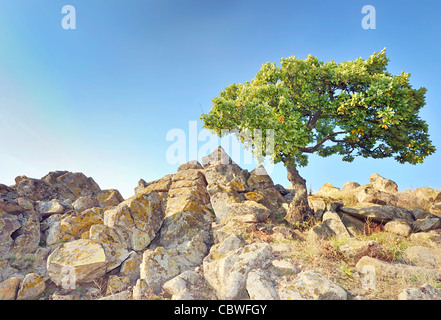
200,49 -> 435,224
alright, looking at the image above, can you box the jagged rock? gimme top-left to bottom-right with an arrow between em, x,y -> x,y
384,219 -> 412,237
410,231 -> 441,244
0,276 -> 21,300
0,209 -> 21,256
99,290 -> 132,300
398,283 -> 441,300
0,196 -> 23,214
309,222 -> 334,240
369,173 -> 398,194
47,239 -> 108,287
246,269 -> 280,300
104,191 -> 164,251
229,201 -> 271,222
403,246 -> 440,269
16,273 -> 45,300
276,271 -> 347,300
203,242 -> 272,300
340,213 -> 366,236
44,171 -> 101,200
15,176 -> 59,202
341,204 -> 413,224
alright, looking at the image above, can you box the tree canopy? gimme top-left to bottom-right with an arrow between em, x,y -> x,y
200,49 -> 435,170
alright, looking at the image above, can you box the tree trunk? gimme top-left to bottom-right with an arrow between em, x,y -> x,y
285,164 -> 312,224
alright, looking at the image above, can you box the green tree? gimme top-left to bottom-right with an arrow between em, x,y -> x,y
200,49 -> 435,224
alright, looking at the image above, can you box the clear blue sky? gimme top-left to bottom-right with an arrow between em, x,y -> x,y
0,0 -> 440,199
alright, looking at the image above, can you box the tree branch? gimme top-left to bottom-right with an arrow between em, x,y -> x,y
299,131 -> 346,153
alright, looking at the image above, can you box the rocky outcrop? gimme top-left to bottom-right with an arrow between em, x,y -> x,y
0,151 -> 440,301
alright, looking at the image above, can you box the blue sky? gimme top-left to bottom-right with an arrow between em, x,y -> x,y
0,0 -> 440,198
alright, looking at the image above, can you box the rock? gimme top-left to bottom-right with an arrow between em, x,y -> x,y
45,171 -> 101,200
369,173 -> 398,194
202,146 -> 236,167
355,256 -> 440,282
414,187 -> 439,202
37,199 -> 68,216
72,196 -> 99,213
338,239 -> 382,261
60,207 -> 104,239
229,201 -> 271,222
353,185 -> 397,205
410,232 -> 441,244
308,196 -> 327,220
88,224 -> 130,272
12,212 -> 41,257
99,290 -> 132,300
247,165 -> 274,190
398,283 -> 441,300
163,270 -> 209,300
384,219 -> 412,237
269,260 -> 299,276
0,277 -> 21,300
413,217 -> 441,232
342,182 -> 361,192
96,189 -> 124,207
15,177 -> 58,202
120,251 -> 141,283
104,191 -> 164,251
322,211 -> 351,239
403,246 -> 440,269
246,269 -> 280,300
0,209 -> 21,256
341,205 -> 413,224
274,184 -> 288,196
276,271 -> 347,300
340,213 -> 366,237
0,196 -> 24,214
178,160 -> 203,171
47,239 -> 107,287
203,242 -> 272,300
139,247 -> 180,294
309,222 -> 334,240
317,183 -> 340,197
412,208 -> 433,220
106,275 -> 130,296
16,273 -> 46,300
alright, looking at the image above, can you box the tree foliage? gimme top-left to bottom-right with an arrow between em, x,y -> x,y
200,49 -> 435,169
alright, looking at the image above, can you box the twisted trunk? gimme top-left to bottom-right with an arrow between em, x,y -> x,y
284,164 -> 312,224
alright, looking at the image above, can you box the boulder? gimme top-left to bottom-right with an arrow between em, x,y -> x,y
163,270 -> 210,300
0,209 -> 21,256
403,246 -> 440,269
276,271 -> 347,300
104,191 -> 164,251
353,185 -> 397,205
120,251 -> 141,283
0,277 -> 21,300
72,196 -> 99,213
16,273 -> 46,300
341,205 -> 413,224
37,199 -> 68,216
413,217 -> 441,232
369,173 -> 398,194
317,183 -> 340,197
322,211 -> 351,239
342,181 -> 361,192
384,219 -> 412,237
247,165 -> 274,190
60,207 -> 104,239
178,160 -> 203,171
96,189 -> 124,207
12,212 -> 41,257
203,242 -> 272,300
246,269 -> 280,300
15,177 -> 58,202
338,239 -> 383,261
414,187 -> 439,202
47,239 -> 108,287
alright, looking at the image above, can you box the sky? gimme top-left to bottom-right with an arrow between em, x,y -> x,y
0,0 -> 440,199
